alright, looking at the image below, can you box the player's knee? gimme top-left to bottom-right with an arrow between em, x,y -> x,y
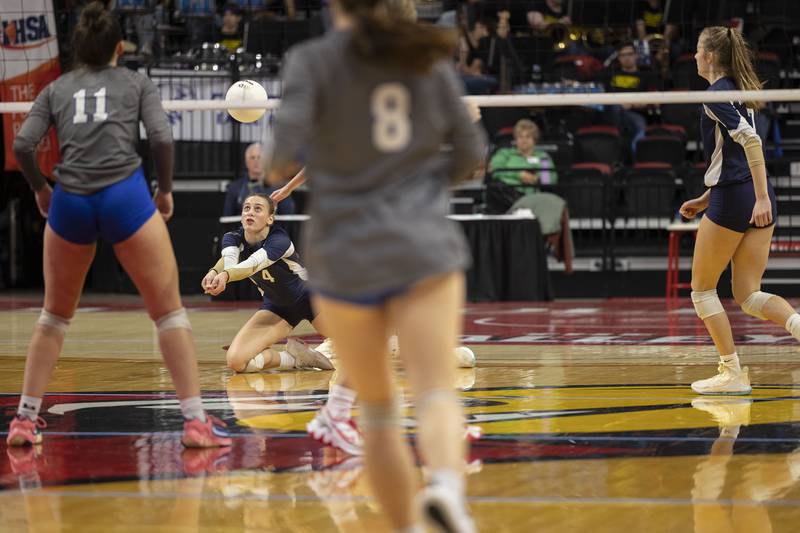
154,307 -> 192,333
740,290 -> 773,321
37,309 -> 71,335
691,289 -> 725,320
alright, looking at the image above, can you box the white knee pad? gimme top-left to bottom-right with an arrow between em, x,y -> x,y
691,290 -> 725,320
37,310 -> 71,335
740,291 -> 773,321
155,308 -> 192,332
416,388 -> 460,417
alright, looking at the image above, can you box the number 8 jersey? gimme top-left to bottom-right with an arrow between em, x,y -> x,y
272,30 -> 487,298
220,225 -> 310,306
14,67 -> 172,194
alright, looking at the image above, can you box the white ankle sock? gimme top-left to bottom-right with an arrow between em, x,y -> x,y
278,351 -> 295,369
429,468 -> 464,495
721,352 -> 741,372
786,313 -> 800,341
180,396 -> 207,422
326,385 -> 357,419
18,395 -> 42,421
243,352 -> 266,373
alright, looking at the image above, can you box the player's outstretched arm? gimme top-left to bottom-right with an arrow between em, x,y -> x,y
270,168 -> 306,203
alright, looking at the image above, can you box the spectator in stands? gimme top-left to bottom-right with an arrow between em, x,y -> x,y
223,143 -> 296,216
218,3 -> 244,51
456,18 -> 498,94
599,41 -> 661,153
488,119 -> 572,271
635,0 -> 665,39
489,119 -> 557,192
529,0 -> 571,33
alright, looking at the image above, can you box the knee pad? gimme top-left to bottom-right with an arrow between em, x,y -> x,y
358,400 -> 401,430
37,310 -> 71,335
155,308 -> 192,332
691,290 -> 725,320
741,291 -> 773,321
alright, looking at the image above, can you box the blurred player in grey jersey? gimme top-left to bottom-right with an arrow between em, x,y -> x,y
270,0 -> 487,530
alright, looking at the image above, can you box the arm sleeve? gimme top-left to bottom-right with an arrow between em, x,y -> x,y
220,232 -> 243,269
12,85 -> 53,191
224,231 -> 293,282
139,78 -> 174,193
440,64 -> 488,183
272,47 -> 317,171
210,257 -> 225,273
704,102 -> 764,168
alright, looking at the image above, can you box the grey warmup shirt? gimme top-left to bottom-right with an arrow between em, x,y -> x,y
13,66 -> 173,194
273,30 -> 487,296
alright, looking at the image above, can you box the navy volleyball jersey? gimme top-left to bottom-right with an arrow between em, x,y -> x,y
221,225 -> 308,306
701,77 -> 762,187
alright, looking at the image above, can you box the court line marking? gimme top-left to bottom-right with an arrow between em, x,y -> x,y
1,489 -> 799,508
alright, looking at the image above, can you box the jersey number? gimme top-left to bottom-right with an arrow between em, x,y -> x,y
261,269 -> 275,283
370,83 -> 411,152
73,87 -> 108,124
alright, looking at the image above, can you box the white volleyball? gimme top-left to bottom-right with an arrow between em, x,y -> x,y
225,80 -> 267,123
454,346 -> 476,368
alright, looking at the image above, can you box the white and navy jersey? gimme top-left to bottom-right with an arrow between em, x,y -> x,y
701,76 -> 762,187
221,225 -> 308,305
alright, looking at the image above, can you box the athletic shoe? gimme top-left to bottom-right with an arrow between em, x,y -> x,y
307,407 -> 364,456
182,415 -> 233,448
287,338 -> 335,371
6,415 -> 46,446
691,397 -> 752,427
464,425 -> 483,442
691,364 -> 752,395
315,338 -> 336,359
419,482 -> 476,533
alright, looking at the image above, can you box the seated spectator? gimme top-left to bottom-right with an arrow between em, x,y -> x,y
598,41 -> 661,152
457,19 -> 498,94
488,119 -> 573,272
224,142 -> 296,216
218,3 -> 244,51
528,0 -> 571,33
489,119 -> 558,193
635,0 -> 665,39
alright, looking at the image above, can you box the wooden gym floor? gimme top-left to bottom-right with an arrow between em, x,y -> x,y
1,294 -> 799,532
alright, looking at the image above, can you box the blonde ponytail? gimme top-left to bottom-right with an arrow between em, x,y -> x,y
700,26 -> 763,108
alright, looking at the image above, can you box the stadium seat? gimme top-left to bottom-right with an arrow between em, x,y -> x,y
573,126 -> 622,167
634,136 -> 686,167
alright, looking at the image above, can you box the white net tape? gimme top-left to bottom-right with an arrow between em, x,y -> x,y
2,89 -> 800,114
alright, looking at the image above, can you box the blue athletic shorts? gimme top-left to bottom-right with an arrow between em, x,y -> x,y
260,292 -> 316,327
706,179 -> 778,233
48,167 -> 156,245
314,285 -> 410,307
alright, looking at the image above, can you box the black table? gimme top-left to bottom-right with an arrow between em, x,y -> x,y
217,214 -> 551,302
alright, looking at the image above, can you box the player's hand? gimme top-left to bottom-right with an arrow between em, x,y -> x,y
270,186 -> 290,204
520,170 -> 539,185
34,184 -> 52,218
750,197 -> 773,227
155,191 -> 174,221
208,271 -> 229,296
679,196 -> 708,220
201,270 -> 217,293
465,100 -> 482,123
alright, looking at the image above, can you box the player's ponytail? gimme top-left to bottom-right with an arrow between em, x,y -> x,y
339,0 -> 457,74
700,26 -> 763,108
72,1 -> 123,69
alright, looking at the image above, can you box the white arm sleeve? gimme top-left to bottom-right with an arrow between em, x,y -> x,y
221,246 -> 241,269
